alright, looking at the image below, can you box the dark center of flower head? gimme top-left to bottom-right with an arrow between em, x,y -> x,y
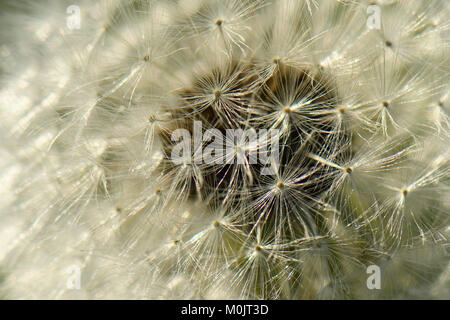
158,60 -> 349,234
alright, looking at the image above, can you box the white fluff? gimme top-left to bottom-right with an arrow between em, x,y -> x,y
0,0 -> 448,299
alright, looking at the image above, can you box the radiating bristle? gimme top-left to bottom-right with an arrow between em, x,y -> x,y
0,0 -> 448,300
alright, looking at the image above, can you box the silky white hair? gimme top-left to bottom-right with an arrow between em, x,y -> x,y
0,0 -> 448,299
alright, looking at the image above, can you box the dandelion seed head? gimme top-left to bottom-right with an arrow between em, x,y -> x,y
0,0 -> 449,300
